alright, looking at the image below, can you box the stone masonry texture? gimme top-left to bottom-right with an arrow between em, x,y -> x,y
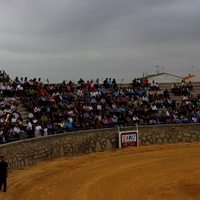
0,124 -> 200,171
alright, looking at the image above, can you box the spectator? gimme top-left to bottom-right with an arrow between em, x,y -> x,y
34,123 -> 43,137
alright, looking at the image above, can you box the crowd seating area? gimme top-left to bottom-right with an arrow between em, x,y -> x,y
0,72 -> 200,144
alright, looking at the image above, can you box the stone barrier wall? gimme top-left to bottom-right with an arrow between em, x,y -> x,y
0,124 -> 200,171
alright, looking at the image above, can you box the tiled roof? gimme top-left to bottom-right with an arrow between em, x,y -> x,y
183,75 -> 196,80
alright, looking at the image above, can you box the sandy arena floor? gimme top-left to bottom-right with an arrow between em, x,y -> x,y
1,142 -> 200,200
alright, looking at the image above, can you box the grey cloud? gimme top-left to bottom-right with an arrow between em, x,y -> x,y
0,0 -> 200,82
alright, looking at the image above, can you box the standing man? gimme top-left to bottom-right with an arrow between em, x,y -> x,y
26,119 -> 33,138
0,156 -> 8,192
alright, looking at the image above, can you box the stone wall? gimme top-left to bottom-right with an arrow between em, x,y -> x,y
0,124 -> 200,171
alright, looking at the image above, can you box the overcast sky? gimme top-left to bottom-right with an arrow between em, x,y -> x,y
1,0 -> 200,83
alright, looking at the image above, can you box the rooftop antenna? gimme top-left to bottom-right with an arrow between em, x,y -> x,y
162,67 -> 165,73
192,66 -> 194,75
154,65 -> 160,74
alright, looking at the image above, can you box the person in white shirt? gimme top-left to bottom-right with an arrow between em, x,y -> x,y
13,123 -> 26,140
10,103 -> 17,112
43,127 -> 48,136
191,115 -> 198,123
88,104 -> 93,112
15,84 -> 24,97
12,109 -> 21,120
9,96 -> 16,102
151,80 -> 157,88
10,115 -> 18,125
34,123 -> 43,138
16,84 -> 24,91
19,77 -> 24,85
133,115 -> 140,125
112,115 -> 118,125
67,116 -> 73,123
34,106 -> 41,113
76,89 -> 83,97
0,116 -> 6,124
90,91 -> 96,98
142,95 -> 149,106
96,103 -> 102,111
151,104 -> 158,113
3,107 -> 12,115
28,111 -> 35,121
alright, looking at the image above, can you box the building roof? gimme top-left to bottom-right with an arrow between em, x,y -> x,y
144,72 -> 182,79
182,75 -> 196,80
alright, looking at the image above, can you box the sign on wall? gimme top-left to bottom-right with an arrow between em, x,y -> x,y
118,126 -> 139,148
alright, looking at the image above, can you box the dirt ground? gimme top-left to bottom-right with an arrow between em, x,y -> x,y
1,142 -> 200,200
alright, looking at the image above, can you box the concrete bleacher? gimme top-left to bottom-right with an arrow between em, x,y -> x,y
102,81 -> 200,105
16,99 -> 29,124
1,73 -> 200,126
0,82 -> 29,125
159,82 -> 200,104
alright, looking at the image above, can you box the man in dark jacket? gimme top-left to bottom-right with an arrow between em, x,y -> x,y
0,156 -> 8,192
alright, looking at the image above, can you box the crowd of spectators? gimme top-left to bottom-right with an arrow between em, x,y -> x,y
171,80 -> 193,96
0,75 -> 200,144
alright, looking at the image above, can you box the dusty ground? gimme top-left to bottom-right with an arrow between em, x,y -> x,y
1,142 -> 200,200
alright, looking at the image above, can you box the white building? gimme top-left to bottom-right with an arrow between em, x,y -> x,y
144,73 -> 182,83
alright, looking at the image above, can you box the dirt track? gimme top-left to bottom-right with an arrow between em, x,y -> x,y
1,142 -> 200,200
